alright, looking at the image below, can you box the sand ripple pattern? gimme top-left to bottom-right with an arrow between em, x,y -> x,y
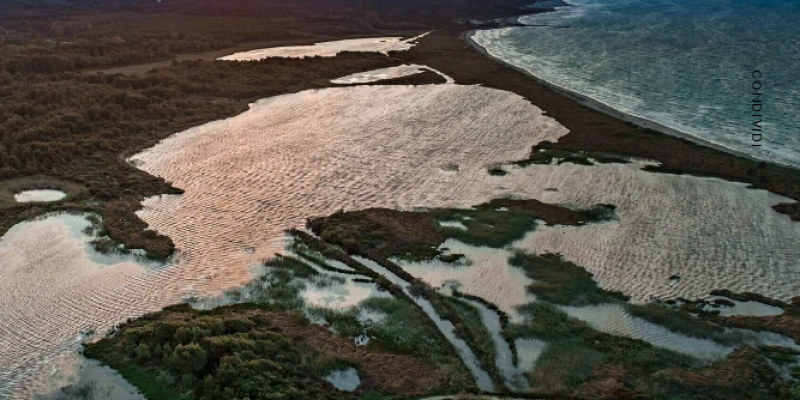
3,81 -> 799,396
132,85 -> 565,299
133,83 -> 800,306
0,215 -> 174,398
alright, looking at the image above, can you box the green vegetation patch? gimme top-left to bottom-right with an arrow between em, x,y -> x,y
505,302 -> 698,395
84,306 -> 354,400
526,339 -> 604,393
309,201 -> 617,262
204,254 -> 328,311
430,206 -> 539,249
509,252 -> 629,306
626,303 -> 742,346
304,297 -> 474,391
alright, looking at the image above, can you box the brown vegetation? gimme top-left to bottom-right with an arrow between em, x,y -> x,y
307,199 -> 612,261
719,312 -> 800,344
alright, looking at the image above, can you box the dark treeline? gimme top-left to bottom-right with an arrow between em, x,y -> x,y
0,52 -> 405,253
0,0 -> 531,251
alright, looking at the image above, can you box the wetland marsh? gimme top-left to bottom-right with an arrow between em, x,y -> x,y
2,2 -> 800,397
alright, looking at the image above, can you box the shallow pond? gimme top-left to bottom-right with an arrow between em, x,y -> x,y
14,189 -> 66,203
34,356 -> 144,400
559,303 -> 732,360
703,296 -> 786,317
324,367 -> 361,391
514,338 -> 547,373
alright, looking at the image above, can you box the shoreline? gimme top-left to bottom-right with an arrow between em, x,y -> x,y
465,29 -> 781,169
397,27 -> 800,221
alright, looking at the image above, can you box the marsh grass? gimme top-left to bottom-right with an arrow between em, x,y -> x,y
526,339 -> 603,393
509,252 -> 629,306
506,302 -> 698,394
211,254 -> 319,310
440,296 -> 504,388
318,296 -> 474,389
291,240 -> 361,275
431,208 -> 538,248
626,303 -> 743,346
205,249 -> 473,389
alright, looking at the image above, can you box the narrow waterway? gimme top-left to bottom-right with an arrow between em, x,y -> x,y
352,256 -> 495,391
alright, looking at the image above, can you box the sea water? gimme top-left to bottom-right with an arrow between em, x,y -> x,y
472,0 -> 800,166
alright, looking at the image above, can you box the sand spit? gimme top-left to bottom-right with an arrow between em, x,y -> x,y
332,64 -> 455,85
219,32 -> 430,61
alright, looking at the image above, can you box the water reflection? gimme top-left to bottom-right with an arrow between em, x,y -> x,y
0,213 -> 165,398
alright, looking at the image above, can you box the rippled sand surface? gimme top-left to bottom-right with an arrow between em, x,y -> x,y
396,239 -> 535,315
219,34 -> 425,61
133,82 -> 799,304
506,164 -> 800,302
3,78 -> 800,396
132,84 -> 565,299
0,214 -> 162,398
